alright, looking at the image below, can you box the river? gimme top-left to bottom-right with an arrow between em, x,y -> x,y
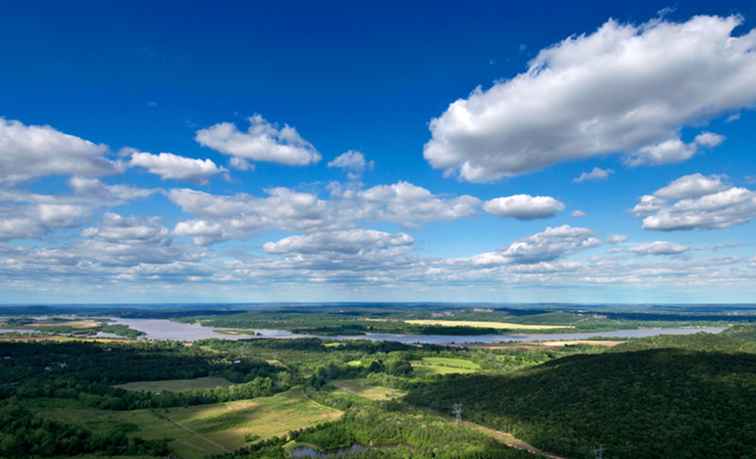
107,318 -> 726,344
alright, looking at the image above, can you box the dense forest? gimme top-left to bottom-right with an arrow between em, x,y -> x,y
405,333 -> 756,458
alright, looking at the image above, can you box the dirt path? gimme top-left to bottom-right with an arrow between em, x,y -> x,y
462,421 -> 567,459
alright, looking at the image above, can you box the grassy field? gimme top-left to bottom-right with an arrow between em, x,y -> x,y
412,357 -> 482,376
333,379 -> 406,401
114,376 -> 234,392
33,319 -> 101,329
31,389 -> 343,459
403,320 -> 573,330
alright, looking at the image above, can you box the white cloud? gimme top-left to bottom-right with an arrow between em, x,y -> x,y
633,174 -> 756,230
68,177 -> 157,202
263,229 -> 413,255
82,212 -> 170,244
571,210 -> 587,218
328,150 -> 374,178
471,225 -> 600,265
607,234 -> 628,244
174,220 -> 227,246
338,181 -> 481,226
0,177 -> 156,241
483,194 -> 564,220
229,157 -> 254,171
170,181 -> 481,244
0,217 -> 47,241
625,132 -> 725,166
630,241 -> 689,255
653,173 -> 726,200
0,196 -> 87,241
694,132 -> 726,148
574,167 -> 614,183
0,117 -> 118,184
169,187 -> 330,243
37,204 -> 88,227
195,114 -> 321,166
424,15 -> 756,182
128,150 -> 226,183
77,213 -> 189,268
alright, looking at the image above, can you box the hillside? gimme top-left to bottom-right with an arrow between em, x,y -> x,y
406,339 -> 756,458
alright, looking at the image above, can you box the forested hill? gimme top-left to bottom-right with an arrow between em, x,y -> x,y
405,332 -> 756,458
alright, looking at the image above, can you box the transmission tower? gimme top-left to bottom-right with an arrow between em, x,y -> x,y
452,403 -> 463,424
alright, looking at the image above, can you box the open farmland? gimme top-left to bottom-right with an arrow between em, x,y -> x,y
32,389 -> 342,459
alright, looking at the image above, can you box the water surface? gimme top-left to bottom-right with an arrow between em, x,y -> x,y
109,318 -> 725,344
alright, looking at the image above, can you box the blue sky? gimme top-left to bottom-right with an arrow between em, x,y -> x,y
1,1 -> 756,304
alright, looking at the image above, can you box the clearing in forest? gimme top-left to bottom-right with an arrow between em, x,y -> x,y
404,320 -> 573,330
333,379 -> 406,401
412,357 -> 481,376
114,376 -> 234,392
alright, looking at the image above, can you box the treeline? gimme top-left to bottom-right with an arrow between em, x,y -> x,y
0,339 -> 423,411
0,400 -> 169,458
11,375 -> 280,410
0,340 -> 282,385
0,340 -> 292,410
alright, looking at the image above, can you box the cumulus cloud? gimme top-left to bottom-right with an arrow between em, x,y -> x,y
334,181 -> 481,227
625,132 -> 725,166
653,173 -> 726,200
263,229 -> 413,255
0,117 -> 119,184
574,167 -> 614,183
607,234 -> 629,244
229,157 -> 254,171
78,212 -> 189,267
0,176 -> 157,242
170,181 -> 481,244
174,220 -> 227,246
68,177 -> 158,202
471,225 -> 600,266
633,173 -> 756,230
169,187 -> 330,244
328,150 -> 374,178
630,241 -> 689,255
424,15 -> 756,182
195,114 -> 321,166
82,212 -> 170,244
128,150 -> 226,183
0,196 -> 102,241
571,210 -> 587,218
483,194 -> 564,220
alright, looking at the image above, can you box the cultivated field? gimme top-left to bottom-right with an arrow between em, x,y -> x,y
403,320 -> 573,330
33,319 -> 101,329
114,376 -> 234,392
412,357 -> 481,376
32,389 -> 343,459
333,379 -> 406,401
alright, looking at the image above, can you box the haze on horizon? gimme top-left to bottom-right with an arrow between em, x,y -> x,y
2,1 -> 756,305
